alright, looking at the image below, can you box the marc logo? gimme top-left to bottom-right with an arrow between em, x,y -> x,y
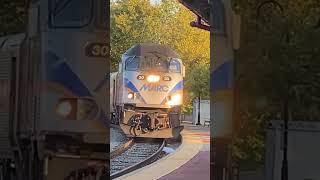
140,84 -> 169,92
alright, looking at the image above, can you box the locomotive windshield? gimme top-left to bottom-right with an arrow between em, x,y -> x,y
125,56 -> 181,73
140,57 -> 168,71
125,56 -> 140,71
50,0 -> 93,27
168,59 -> 181,73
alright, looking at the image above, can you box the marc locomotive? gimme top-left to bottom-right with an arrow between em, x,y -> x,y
110,43 -> 184,138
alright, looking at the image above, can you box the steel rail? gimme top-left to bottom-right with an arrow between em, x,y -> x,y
110,139 -> 165,179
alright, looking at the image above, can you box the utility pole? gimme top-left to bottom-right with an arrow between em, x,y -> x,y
282,97 -> 289,180
257,2 -> 288,179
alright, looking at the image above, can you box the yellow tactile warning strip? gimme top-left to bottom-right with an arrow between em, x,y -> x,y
181,131 -> 210,145
115,126 -> 210,180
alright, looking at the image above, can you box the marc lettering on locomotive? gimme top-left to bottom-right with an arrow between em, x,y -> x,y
140,84 -> 170,92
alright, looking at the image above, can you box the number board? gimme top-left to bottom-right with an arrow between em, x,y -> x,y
85,43 -> 109,58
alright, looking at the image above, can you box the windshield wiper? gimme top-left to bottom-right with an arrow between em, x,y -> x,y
127,56 -> 136,63
53,0 -> 74,16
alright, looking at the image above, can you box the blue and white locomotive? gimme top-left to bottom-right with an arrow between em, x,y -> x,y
0,0 -> 109,179
111,43 -> 185,138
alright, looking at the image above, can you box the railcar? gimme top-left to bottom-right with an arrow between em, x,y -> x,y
0,0 -> 109,179
110,43 -> 184,138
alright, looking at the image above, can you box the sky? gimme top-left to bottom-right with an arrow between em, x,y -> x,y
150,0 -> 162,5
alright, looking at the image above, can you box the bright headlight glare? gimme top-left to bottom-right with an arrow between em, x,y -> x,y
56,101 -> 72,117
166,94 -> 182,106
147,75 -> 160,83
128,93 -> 134,99
172,94 -> 181,102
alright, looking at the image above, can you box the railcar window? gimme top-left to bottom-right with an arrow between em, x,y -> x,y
50,0 -> 93,28
125,57 -> 140,71
169,59 -> 181,73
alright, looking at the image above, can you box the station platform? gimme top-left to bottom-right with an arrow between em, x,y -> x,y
115,122 -> 210,180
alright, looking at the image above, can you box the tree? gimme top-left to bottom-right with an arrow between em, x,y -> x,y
111,0 -> 210,67
0,0 -> 27,36
185,63 -> 209,99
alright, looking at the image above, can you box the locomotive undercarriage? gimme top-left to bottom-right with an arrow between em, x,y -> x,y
0,134 -> 109,180
114,105 -> 183,138
42,134 -> 108,180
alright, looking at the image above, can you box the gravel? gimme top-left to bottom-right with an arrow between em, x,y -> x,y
110,127 -> 129,152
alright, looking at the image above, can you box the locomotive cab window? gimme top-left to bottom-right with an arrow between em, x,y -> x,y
153,58 -> 168,71
125,56 -> 140,71
169,59 -> 181,73
49,0 -> 93,28
125,56 -> 176,72
140,57 -> 168,72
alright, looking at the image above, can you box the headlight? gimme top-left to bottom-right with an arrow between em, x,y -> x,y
166,94 -> 182,106
128,92 -> 134,99
78,98 -> 99,120
56,100 -> 73,117
147,75 -> 160,83
55,98 -> 99,120
56,98 -> 77,119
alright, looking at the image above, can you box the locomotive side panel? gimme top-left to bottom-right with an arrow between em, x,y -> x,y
0,51 -> 15,159
0,1 -> 110,179
34,0 -> 109,145
39,32 -> 109,134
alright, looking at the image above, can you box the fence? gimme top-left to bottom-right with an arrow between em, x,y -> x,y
192,100 -> 210,125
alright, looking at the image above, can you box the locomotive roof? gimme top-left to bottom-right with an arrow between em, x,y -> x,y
123,43 -> 179,59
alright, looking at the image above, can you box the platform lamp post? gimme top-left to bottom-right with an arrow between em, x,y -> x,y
256,2 -> 288,180
196,92 -> 201,125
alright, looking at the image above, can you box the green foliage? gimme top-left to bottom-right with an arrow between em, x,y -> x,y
181,96 -> 193,114
0,0 -> 27,36
232,110 -> 267,169
185,63 -> 210,99
232,0 -> 320,169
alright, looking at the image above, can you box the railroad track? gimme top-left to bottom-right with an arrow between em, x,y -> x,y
110,138 -> 165,179
110,138 -> 134,159
110,126 -> 134,159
